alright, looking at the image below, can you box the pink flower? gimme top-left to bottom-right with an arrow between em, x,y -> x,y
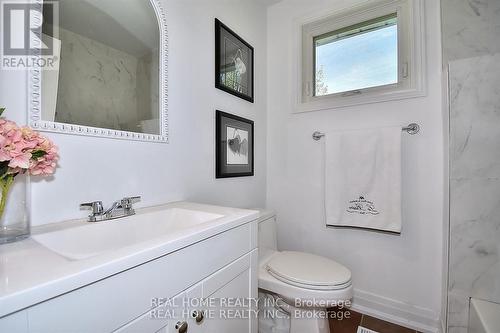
29,142 -> 59,176
8,150 -> 31,169
0,134 -> 7,147
30,152 -> 58,176
0,119 -> 17,134
0,110 -> 59,177
0,148 -> 10,161
8,129 -> 21,142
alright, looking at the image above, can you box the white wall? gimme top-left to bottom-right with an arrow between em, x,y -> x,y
441,0 -> 500,63
266,0 -> 444,330
442,1 -> 500,332
0,0 -> 268,226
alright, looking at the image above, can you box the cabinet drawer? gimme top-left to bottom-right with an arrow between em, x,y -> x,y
27,223 -> 253,333
0,310 -> 28,333
203,251 -> 252,298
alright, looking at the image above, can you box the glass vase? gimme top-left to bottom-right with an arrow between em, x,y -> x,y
0,174 -> 30,244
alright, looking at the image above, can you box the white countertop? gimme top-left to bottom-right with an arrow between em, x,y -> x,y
0,202 -> 259,318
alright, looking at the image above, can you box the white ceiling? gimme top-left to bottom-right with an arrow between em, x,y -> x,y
254,0 -> 283,7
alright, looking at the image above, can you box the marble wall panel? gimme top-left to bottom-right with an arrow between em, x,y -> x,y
448,53 -> 500,333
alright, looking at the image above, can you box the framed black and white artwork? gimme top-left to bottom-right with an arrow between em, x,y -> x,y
216,111 -> 254,178
215,19 -> 254,103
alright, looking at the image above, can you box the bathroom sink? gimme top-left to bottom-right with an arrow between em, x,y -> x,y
32,207 -> 224,260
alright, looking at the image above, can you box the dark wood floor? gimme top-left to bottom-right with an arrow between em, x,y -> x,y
328,308 -> 421,333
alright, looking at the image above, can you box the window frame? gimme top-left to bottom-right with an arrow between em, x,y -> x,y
296,0 -> 425,113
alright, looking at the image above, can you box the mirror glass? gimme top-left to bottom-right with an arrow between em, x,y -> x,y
41,0 -> 161,135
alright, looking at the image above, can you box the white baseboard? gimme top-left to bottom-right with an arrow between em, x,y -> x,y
351,289 -> 441,333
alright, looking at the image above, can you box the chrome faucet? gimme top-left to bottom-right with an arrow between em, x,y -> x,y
80,196 -> 141,222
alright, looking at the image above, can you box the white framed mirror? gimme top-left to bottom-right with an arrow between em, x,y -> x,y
28,0 -> 168,143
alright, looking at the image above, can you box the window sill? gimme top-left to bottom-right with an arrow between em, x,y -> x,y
293,86 -> 426,113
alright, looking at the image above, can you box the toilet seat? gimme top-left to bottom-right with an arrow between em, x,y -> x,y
266,251 -> 352,291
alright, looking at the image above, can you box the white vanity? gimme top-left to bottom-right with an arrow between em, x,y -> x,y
0,202 -> 259,333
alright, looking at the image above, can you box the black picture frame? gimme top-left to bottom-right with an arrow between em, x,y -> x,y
215,19 -> 254,103
216,110 -> 254,178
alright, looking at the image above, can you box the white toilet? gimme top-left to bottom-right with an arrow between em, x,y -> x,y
258,211 -> 353,333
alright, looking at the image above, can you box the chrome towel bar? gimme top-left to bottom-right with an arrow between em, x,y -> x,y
312,123 -> 420,141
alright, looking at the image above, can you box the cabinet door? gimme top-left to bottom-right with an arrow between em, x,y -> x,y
200,250 -> 258,333
114,293 -> 183,333
183,283 -> 203,333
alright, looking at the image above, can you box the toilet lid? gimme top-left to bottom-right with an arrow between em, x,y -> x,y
266,251 -> 351,288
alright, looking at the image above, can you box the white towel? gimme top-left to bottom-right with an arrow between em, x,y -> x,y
325,127 -> 402,233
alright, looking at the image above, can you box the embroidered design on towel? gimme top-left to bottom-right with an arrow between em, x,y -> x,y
346,196 -> 380,216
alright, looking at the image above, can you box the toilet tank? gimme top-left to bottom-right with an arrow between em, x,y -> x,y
258,211 -> 277,261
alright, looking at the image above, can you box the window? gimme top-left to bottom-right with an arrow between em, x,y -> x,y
299,0 -> 425,112
314,14 -> 398,96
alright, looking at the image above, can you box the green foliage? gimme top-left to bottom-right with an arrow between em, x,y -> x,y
0,107 -> 5,117
0,161 -> 8,178
31,150 -> 47,159
315,66 -> 329,96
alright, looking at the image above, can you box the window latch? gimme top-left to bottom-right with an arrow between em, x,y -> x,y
341,90 -> 362,97
306,82 -> 312,97
402,62 -> 409,78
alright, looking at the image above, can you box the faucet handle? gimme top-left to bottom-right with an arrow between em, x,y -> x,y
80,201 -> 104,217
121,196 -> 141,210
